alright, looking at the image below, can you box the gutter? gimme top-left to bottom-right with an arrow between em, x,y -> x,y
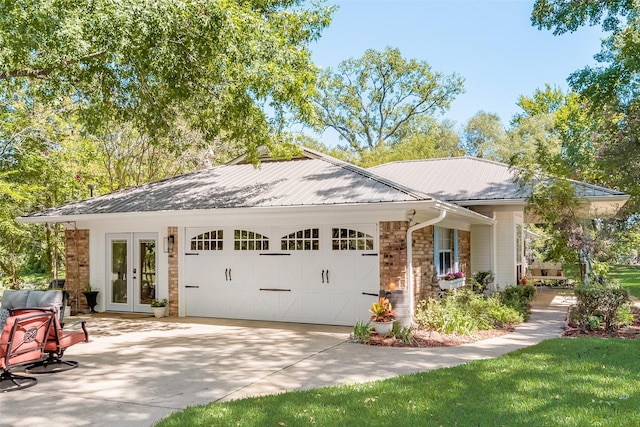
406,209 -> 447,325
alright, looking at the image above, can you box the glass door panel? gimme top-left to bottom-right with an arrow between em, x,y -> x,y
111,239 -> 128,304
135,236 -> 157,311
106,233 -> 157,313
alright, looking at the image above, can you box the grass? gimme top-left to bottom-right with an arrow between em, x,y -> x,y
155,338 -> 640,427
610,265 -> 640,299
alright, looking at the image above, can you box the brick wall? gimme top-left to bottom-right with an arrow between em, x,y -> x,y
412,226 -> 436,301
65,229 -> 90,314
167,226 -> 179,316
458,230 -> 471,279
379,221 -> 437,311
379,221 -> 408,292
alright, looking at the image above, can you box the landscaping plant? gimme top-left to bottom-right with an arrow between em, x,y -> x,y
351,321 -> 373,342
572,281 -> 630,332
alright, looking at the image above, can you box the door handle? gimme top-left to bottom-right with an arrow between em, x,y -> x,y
185,285 -> 200,289
321,269 -> 325,283
228,268 -> 231,281
225,268 -> 228,281
326,269 -> 329,283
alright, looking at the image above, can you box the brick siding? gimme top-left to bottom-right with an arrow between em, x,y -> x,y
167,227 -> 179,316
65,229 -> 90,314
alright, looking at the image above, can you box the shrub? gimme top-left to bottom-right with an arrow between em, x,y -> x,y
616,304 -> 635,328
415,297 -> 485,335
469,271 -> 494,294
573,282 -> 629,332
499,285 -> 536,321
415,289 -> 526,335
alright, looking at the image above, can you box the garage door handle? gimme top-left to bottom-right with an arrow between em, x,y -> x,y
185,252 -> 199,256
259,253 -> 291,256
260,288 -> 291,292
185,285 -> 200,289
225,268 -> 232,281
326,270 -> 329,283
362,292 -> 378,296
362,253 -> 378,256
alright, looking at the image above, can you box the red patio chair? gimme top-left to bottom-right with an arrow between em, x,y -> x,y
0,310 -> 54,392
13,307 -> 89,374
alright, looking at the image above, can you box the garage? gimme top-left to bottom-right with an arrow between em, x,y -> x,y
183,224 -> 380,326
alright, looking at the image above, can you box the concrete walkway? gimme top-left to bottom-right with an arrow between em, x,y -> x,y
0,288 -> 569,427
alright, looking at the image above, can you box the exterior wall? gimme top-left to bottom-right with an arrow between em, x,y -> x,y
412,226 -> 435,301
470,224 -> 492,274
379,221 -> 408,292
495,211 -> 518,288
167,226 -> 178,316
65,229 -> 90,314
458,230 -> 471,280
378,222 -> 472,308
378,221 -> 435,318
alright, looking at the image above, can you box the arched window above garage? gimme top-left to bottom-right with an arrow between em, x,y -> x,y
234,229 -> 269,250
281,228 -> 320,251
190,230 -> 224,251
331,228 -> 374,251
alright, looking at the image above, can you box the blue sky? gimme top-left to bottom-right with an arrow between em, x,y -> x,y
309,0 -> 606,144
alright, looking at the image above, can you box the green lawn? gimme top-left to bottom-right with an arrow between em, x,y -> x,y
155,338 -> 640,427
610,265 -> 640,299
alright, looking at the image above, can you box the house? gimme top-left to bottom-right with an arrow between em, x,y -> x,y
18,149 -> 628,326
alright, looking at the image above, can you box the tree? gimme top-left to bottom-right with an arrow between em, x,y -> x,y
531,0 -> 640,214
462,111 -> 507,161
0,0 -> 334,159
313,47 -> 464,155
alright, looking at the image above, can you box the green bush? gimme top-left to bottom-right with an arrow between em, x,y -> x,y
415,289 -> 526,335
469,271 -> 494,294
573,282 -> 629,332
498,285 -> 536,321
616,304 -> 635,328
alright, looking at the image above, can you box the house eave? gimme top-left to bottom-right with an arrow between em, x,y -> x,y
17,199 -> 495,226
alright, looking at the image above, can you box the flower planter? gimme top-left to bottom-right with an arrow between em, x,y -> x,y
438,278 -> 466,290
372,320 -> 394,336
152,307 -> 166,318
83,291 -> 99,313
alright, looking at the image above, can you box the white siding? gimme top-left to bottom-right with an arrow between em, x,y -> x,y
494,211 -> 517,288
470,224 -> 492,273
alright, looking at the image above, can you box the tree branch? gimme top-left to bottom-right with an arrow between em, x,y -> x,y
0,51 -> 108,80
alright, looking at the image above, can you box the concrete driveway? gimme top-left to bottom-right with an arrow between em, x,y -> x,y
0,289 -> 568,427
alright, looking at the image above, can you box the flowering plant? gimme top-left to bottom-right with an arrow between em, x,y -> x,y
442,271 -> 465,281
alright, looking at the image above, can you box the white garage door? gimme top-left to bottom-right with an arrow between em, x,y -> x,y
183,225 -> 380,325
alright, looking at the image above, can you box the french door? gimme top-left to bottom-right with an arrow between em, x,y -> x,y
106,233 -> 158,312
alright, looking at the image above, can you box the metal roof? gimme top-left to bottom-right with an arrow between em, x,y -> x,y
370,157 -> 628,203
23,150 -> 434,219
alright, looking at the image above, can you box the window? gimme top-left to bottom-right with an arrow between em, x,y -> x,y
331,228 -> 374,251
190,230 -> 224,251
438,227 -> 454,274
281,228 -> 319,251
234,229 -> 269,251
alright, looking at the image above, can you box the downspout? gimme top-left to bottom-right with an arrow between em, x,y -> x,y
406,209 -> 447,325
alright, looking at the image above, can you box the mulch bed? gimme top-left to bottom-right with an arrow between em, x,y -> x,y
360,308 -> 640,347
361,326 -> 514,347
563,310 -> 640,339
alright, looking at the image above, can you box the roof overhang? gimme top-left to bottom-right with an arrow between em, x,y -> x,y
17,199 -> 495,228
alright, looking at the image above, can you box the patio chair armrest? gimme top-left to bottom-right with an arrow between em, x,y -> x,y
63,320 -> 89,342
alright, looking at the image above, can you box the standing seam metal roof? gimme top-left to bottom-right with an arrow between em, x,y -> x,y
370,157 -> 627,202
24,152 -> 435,218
